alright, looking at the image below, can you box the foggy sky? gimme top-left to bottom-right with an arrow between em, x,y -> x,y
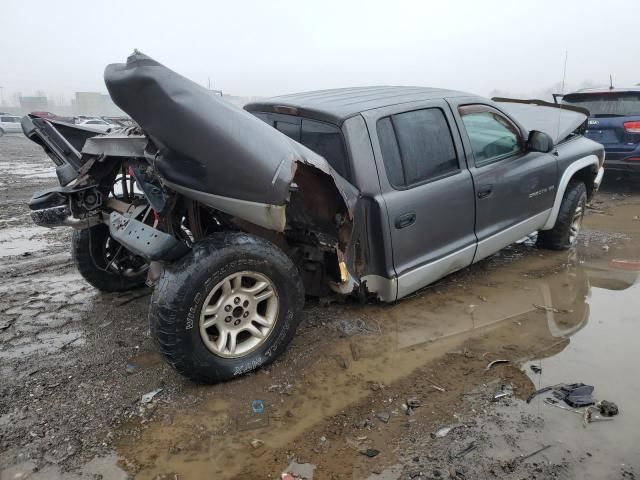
2,0 -> 639,103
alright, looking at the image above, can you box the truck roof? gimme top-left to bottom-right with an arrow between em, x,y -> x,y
244,86 -> 470,124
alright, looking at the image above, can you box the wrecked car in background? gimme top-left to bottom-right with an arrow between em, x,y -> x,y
22,52 -> 604,383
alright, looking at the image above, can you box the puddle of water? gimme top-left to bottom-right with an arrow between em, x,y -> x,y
0,160 -> 56,178
510,281 -> 640,479
0,226 -> 53,257
112,245 -> 639,479
127,351 -> 163,370
105,201 -> 638,478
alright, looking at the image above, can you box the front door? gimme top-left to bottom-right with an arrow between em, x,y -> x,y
450,102 -> 557,262
364,100 -> 477,299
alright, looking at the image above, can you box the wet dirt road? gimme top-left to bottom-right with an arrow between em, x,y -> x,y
1,134 -> 639,480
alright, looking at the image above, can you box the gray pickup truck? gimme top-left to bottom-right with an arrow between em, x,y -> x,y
23,52 -> 604,383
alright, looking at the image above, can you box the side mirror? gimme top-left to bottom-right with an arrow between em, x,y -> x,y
527,130 -> 554,153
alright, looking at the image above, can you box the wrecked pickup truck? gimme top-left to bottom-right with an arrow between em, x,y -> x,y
22,52 -> 604,383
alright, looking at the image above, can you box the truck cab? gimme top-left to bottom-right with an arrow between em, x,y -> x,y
246,87 -> 603,301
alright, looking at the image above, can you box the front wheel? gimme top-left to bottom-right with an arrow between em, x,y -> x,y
537,180 -> 587,250
150,232 -> 305,383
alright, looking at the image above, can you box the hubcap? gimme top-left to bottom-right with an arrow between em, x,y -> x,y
569,200 -> 585,246
199,271 -> 278,358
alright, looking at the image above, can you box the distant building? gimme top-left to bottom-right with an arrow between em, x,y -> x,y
19,96 -> 49,112
73,92 -> 123,116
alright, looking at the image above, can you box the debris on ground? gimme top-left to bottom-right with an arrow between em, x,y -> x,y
281,461 -> 316,480
430,424 -> 463,439
533,303 -> 573,314
493,384 -> 514,401
376,411 -> 391,423
597,400 -> 619,417
337,318 -> 382,337
350,342 -> 361,361
451,441 -> 477,459
485,359 -> 509,371
362,448 -> 380,458
250,439 -> 264,449
527,384 -> 562,403
552,383 -> 594,407
429,381 -> 446,392
406,396 -> 421,408
140,388 -> 163,404
252,399 -> 265,413
530,365 -> 542,374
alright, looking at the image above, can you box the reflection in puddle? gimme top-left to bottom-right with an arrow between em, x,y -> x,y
113,243 -> 640,479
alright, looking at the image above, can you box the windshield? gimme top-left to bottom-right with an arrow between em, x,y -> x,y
562,92 -> 640,117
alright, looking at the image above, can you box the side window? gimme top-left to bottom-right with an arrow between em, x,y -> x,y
0,117 -> 10,122
458,105 -> 522,165
376,108 -> 459,188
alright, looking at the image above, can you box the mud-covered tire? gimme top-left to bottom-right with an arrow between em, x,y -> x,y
72,224 -> 147,292
150,232 -> 305,384
538,180 -> 587,250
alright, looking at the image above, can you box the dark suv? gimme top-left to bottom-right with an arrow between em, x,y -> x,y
562,88 -> 640,173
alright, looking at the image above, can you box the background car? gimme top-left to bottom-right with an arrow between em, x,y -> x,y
0,115 -> 23,136
561,87 -> 640,174
76,118 -> 113,132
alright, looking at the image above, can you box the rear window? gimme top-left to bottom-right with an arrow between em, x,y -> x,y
563,92 -> 640,117
1,116 -> 18,122
251,112 -> 351,180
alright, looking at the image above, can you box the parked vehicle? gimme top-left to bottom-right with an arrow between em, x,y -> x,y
22,52 -> 604,383
0,115 -> 23,136
76,118 -> 113,132
561,87 -> 640,173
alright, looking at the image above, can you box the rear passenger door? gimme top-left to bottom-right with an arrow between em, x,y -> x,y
363,101 -> 477,299
450,101 -> 557,262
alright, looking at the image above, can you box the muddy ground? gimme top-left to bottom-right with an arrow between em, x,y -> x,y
1,132 -> 639,480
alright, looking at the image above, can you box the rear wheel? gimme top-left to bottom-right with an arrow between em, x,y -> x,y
150,232 -> 305,383
538,180 -> 587,250
0,129 -> 4,138
72,224 -> 148,292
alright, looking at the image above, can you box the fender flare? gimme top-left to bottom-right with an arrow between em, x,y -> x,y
541,154 -> 599,231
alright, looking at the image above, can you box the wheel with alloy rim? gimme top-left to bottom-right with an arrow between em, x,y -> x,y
150,232 -> 305,384
538,179 -> 588,250
200,271 -> 279,358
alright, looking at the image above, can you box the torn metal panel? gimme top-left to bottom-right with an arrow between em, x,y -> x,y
162,179 -> 287,232
104,52 -> 358,214
82,134 -> 147,158
105,52 -> 357,207
493,97 -> 588,144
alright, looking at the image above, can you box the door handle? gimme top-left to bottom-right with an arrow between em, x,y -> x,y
477,185 -> 493,199
395,212 -> 416,229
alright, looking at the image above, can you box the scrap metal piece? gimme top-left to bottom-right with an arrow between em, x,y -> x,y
486,359 -> 510,371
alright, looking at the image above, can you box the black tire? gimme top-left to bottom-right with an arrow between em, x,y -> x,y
150,232 -> 305,384
537,180 -> 587,250
72,224 -> 148,292
0,129 -> 4,138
